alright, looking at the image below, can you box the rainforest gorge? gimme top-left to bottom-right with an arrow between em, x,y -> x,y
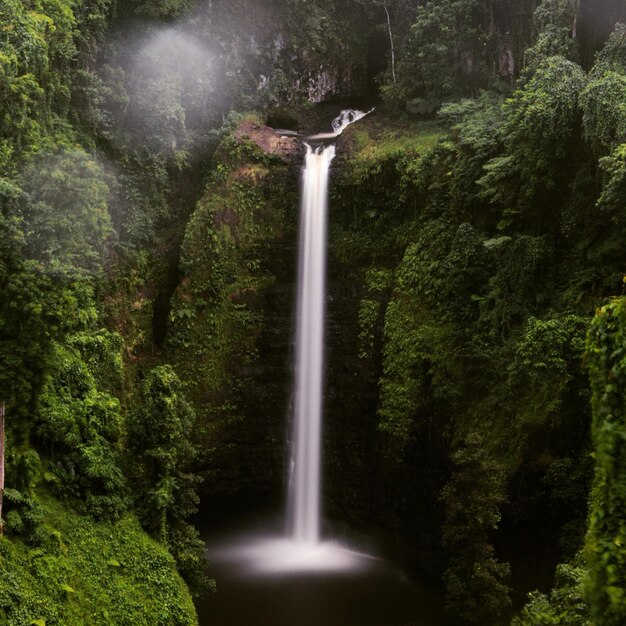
1,0 -> 626,624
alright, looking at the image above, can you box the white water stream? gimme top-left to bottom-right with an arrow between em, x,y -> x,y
212,110 -> 374,573
287,108 -> 376,547
288,143 -> 335,544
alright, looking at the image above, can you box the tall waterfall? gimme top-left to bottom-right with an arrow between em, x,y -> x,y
288,144 -> 335,544
209,110 -> 376,575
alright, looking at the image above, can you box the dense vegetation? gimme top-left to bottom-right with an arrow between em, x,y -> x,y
1,0 -> 626,624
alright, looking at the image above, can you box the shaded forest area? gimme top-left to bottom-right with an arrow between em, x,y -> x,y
1,0 -> 626,624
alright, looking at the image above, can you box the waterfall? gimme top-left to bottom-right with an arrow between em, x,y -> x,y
286,109 -> 373,547
288,144 -> 335,544
212,110 -> 375,574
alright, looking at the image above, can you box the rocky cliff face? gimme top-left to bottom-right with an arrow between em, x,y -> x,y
165,116 -> 301,501
184,0 -> 373,108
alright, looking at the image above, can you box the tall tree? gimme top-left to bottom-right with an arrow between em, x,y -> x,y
441,433 -> 511,623
128,365 -> 210,596
585,299 -> 626,625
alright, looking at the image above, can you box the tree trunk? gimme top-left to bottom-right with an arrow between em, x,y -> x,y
0,403 -> 5,535
489,0 -> 495,37
383,3 -> 397,84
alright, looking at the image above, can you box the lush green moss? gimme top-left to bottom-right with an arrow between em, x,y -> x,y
0,493 -> 197,626
166,126 -> 298,495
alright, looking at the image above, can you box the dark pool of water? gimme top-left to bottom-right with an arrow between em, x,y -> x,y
196,518 -> 454,626
196,564 -> 445,626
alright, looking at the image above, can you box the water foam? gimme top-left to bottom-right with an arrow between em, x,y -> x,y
211,535 -> 378,575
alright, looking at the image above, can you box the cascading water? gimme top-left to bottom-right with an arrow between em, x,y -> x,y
307,108 -> 374,141
210,110 -> 376,573
288,143 -> 335,545
287,110 -> 376,548
331,109 -> 374,134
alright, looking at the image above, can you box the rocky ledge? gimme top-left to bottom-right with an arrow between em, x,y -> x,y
235,120 -> 302,162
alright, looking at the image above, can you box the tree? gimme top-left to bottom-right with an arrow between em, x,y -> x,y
0,141 -> 114,530
21,146 -> 113,275
0,177 -> 96,530
128,365 -> 211,596
585,299 -> 626,625
581,24 -> 626,155
479,55 -> 585,232
524,0 -> 581,71
0,0 -> 79,174
129,365 -> 196,539
441,433 -> 511,623
513,554 -> 590,626
581,71 -> 626,155
387,0 -> 490,102
35,332 -> 127,519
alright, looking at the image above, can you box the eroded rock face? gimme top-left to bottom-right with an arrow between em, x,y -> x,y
307,68 -> 338,103
183,2 -> 370,107
234,120 -> 301,162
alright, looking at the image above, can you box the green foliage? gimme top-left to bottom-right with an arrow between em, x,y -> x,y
129,365 -> 196,537
596,142 -> 626,223
585,298 -> 626,625
479,235 -> 551,339
513,554 -> 591,625
358,268 -> 392,360
377,220 -> 488,446
165,128 -> 295,500
378,309 -> 455,444
590,23 -> 626,75
67,329 -> 124,394
2,487 -> 48,547
506,54 -> 584,152
524,0 -> 580,70
0,265 -> 96,417
2,1 -> 626,623
128,365 -> 212,597
392,0 -> 486,102
336,80 -> 602,624
0,0 -> 79,173
441,433 -> 511,623
580,26 -> 626,230
20,145 -> 113,275
510,315 -> 588,428
581,72 -> 626,154
0,494 -> 197,626
480,56 -> 585,229
440,92 -> 504,152
35,336 -> 127,519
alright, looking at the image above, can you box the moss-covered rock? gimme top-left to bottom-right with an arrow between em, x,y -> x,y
166,118 -> 300,499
